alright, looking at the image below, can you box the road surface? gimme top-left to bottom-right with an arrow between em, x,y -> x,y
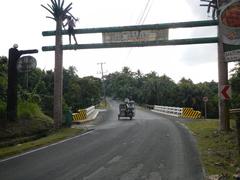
0,100 -> 204,180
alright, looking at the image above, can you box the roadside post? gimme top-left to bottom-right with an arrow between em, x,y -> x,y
65,107 -> 73,127
7,45 -> 38,122
203,96 -> 208,119
230,108 -> 240,154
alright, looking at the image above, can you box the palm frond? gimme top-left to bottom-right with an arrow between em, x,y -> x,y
51,0 -> 57,8
53,0 -> 58,7
60,0 -> 65,9
41,4 -> 54,17
63,3 -> 72,13
64,7 -> 73,15
46,16 -> 56,21
42,0 -> 74,22
47,4 -> 55,13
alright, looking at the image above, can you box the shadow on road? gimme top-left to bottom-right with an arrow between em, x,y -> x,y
118,118 -> 135,121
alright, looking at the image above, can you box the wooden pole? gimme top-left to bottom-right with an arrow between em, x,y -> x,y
218,26 -> 230,131
53,19 -> 63,129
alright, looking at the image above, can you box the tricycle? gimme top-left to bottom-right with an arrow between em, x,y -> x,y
118,100 -> 135,120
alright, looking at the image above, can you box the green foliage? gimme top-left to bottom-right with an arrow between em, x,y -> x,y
0,56 -> 7,102
18,101 -> 43,119
230,63 -> 240,108
63,67 -> 102,112
16,66 -> 102,116
0,54 -> 100,136
105,67 -> 219,118
0,101 -> 53,141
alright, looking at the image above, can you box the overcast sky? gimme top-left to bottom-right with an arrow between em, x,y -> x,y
0,0 -> 236,83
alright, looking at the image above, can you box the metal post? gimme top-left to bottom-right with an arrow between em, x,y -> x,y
218,26 -> 230,131
204,101 -> 207,119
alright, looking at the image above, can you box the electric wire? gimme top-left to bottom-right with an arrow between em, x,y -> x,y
126,0 -> 153,59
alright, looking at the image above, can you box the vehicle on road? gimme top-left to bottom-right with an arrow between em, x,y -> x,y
118,100 -> 135,120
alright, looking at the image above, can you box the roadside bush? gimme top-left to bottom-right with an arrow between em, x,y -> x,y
18,101 -> 41,119
17,101 -> 53,132
0,101 -> 53,142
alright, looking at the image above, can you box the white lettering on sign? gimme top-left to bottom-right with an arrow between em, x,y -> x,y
102,29 -> 169,43
224,49 -> 240,62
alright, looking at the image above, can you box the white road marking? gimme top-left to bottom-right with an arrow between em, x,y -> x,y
107,155 -> 121,165
120,164 -> 144,180
83,167 -> 106,180
0,130 -> 93,163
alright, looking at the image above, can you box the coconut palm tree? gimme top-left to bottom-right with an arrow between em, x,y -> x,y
41,0 -> 75,129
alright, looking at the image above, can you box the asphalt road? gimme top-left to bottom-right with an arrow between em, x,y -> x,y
0,100 -> 204,180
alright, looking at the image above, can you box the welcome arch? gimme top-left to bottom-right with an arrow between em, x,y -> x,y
42,19 -> 230,131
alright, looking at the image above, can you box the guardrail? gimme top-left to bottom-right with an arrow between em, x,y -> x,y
152,105 -> 182,117
151,105 -> 201,119
85,106 -> 95,117
72,106 -> 96,122
230,108 -> 240,114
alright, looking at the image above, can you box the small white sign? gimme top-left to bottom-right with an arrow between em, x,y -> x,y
203,96 -> 208,102
102,29 -> 168,43
17,56 -> 37,72
224,49 -> 240,62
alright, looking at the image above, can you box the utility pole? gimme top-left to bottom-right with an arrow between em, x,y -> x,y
97,62 -> 106,105
218,27 -> 230,131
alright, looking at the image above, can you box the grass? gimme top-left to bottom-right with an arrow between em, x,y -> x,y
0,101 -> 54,141
0,128 -> 85,159
184,119 -> 240,179
96,100 -> 108,109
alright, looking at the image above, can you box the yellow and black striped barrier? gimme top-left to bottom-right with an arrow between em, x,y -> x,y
72,109 -> 87,121
181,108 -> 201,119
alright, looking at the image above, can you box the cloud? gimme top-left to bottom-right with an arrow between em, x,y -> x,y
179,44 -> 218,66
185,0 -> 211,20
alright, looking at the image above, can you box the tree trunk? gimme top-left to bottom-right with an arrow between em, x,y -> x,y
54,19 -> 63,129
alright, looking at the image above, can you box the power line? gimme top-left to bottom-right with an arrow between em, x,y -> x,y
141,0 -> 154,24
137,0 -> 151,25
126,0 -> 153,59
137,0 -> 153,25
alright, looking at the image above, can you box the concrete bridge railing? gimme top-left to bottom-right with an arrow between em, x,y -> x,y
152,105 -> 201,119
72,105 -> 96,122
